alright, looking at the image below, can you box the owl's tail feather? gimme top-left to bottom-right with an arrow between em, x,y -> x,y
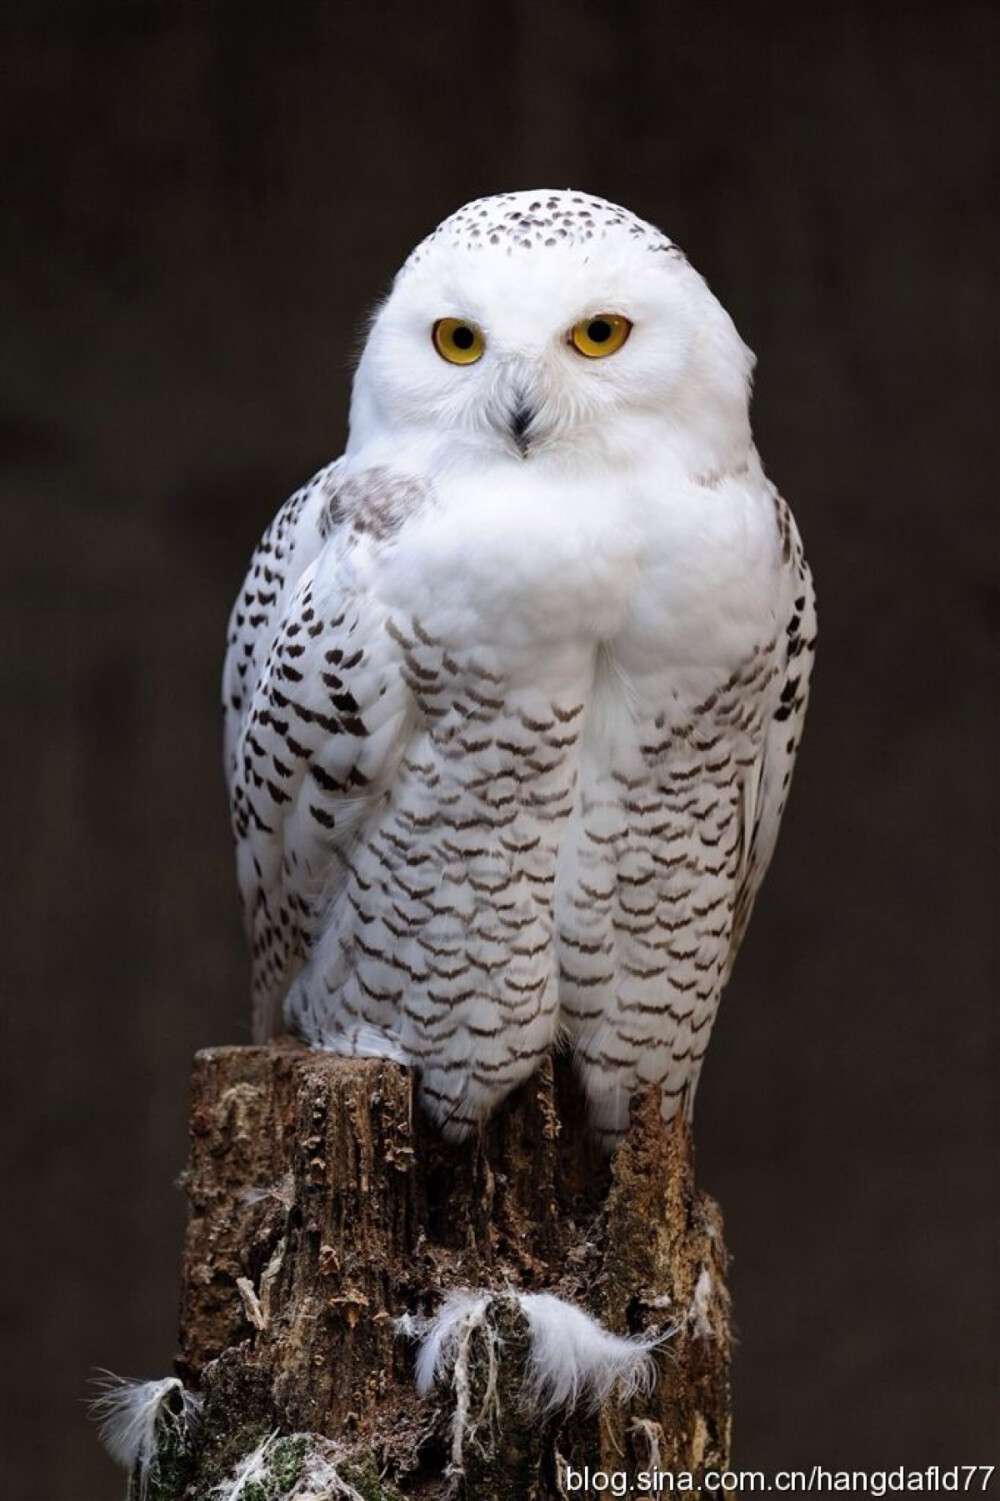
297,1018 -> 410,1065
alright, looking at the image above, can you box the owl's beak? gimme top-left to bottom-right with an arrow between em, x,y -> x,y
509,401 -> 534,458
495,363 -> 540,457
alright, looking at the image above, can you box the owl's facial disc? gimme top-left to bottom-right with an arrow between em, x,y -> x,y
347,191 -> 754,470
430,312 -> 633,458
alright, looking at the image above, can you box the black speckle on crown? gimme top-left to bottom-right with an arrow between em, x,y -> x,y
403,190 -> 685,269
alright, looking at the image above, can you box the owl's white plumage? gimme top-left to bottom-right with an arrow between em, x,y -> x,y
224,189 -> 814,1144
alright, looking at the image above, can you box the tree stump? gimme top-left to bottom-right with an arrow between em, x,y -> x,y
163,1042 -> 730,1498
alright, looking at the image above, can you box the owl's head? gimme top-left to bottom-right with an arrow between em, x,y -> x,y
348,190 -> 755,474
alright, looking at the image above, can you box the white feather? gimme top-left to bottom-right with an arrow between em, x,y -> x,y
401,1289 -> 669,1418
211,1431 -> 283,1500
211,1432 -> 369,1501
687,1266 -> 716,1340
402,1291 -> 490,1398
519,1291 -> 665,1414
90,1372 -> 201,1483
293,1450 -> 369,1500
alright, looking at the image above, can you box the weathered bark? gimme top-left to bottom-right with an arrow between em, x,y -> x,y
167,1043 -> 730,1497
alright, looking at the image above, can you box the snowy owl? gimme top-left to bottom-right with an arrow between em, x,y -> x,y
223,189 -> 815,1147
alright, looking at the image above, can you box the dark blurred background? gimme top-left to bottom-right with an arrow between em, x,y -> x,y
1,1 -> 996,1496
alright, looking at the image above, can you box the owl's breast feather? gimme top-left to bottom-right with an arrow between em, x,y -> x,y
366,460 -> 643,651
336,442 -> 784,684
623,459 -> 789,674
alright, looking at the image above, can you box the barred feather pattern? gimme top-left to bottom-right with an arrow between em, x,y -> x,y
227,460 -> 813,1143
563,493 -> 814,1143
223,188 -> 816,1145
289,631 -> 588,1136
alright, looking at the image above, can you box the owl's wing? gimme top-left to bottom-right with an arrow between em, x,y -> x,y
726,502 -> 816,977
225,466 -> 416,1039
223,461 -> 343,778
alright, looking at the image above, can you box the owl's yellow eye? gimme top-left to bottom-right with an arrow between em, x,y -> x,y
432,317 -> 485,365
569,313 -> 632,359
